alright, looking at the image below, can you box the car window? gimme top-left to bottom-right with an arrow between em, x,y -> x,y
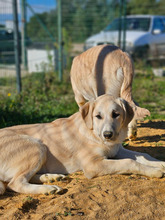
0,30 -> 14,40
104,19 -> 119,31
153,18 -> 165,33
0,30 -> 7,36
104,18 -> 151,32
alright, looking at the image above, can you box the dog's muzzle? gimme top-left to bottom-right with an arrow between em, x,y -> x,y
103,131 -> 113,140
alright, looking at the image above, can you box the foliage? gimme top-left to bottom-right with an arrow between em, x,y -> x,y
0,64 -> 165,129
27,10 -> 57,42
127,0 -> 165,15
27,0 -> 119,43
127,0 -> 157,15
0,72 -> 78,128
132,67 -> 165,120
27,0 -> 165,44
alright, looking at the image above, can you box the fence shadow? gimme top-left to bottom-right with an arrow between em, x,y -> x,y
126,145 -> 165,161
134,133 -> 165,144
138,120 -> 165,130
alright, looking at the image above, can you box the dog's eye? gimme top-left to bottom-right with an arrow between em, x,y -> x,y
96,114 -> 102,119
112,111 -> 120,118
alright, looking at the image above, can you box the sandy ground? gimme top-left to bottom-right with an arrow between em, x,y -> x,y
1,120 -> 165,220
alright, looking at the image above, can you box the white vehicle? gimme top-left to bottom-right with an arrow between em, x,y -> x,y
84,15 -> 165,60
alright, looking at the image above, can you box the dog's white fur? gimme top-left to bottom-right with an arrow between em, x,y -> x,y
0,95 -> 164,195
70,44 -> 150,140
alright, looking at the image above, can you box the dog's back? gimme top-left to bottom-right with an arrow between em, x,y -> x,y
70,44 -> 149,120
71,45 -> 133,104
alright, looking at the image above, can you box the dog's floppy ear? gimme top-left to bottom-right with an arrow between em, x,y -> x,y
117,98 -> 134,127
80,101 -> 94,130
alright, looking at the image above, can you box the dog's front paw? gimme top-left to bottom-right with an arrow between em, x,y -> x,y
40,174 -> 67,183
44,185 -> 64,195
159,163 -> 165,173
128,128 -> 137,141
146,167 -> 164,178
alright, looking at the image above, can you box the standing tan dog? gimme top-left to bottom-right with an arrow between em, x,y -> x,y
70,44 -> 150,140
0,95 -> 164,195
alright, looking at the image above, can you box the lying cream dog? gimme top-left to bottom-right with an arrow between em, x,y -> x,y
70,44 -> 150,140
0,95 -> 164,195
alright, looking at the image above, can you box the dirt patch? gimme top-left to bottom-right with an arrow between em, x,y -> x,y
1,120 -> 165,220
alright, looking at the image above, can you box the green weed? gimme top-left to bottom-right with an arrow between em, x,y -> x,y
0,71 -> 78,128
132,71 -> 165,120
0,67 -> 165,128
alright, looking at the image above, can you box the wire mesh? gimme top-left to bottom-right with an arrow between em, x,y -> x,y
0,0 -> 164,92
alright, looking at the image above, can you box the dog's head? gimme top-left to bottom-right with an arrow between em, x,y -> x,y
80,94 -> 134,144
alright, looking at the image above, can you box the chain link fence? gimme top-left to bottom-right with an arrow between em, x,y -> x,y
0,0 -> 165,93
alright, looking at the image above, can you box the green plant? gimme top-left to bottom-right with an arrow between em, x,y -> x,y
0,64 -> 165,129
0,71 -> 78,128
132,71 -> 165,120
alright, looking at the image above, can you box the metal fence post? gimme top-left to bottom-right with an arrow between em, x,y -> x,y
21,0 -> 28,69
118,0 -> 122,48
57,0 -> 62,82
122,0 -> 127,51
12,0 -> 22,93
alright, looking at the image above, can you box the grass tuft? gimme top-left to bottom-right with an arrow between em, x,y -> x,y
0,66 -> 165,128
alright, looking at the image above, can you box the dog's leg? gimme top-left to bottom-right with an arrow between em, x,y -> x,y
7,161 -> 64,195
128,118 -> 137,140
83,156 -> 164,179
8,175 -> 63,195
0,181 -> 6,195
6,136 -> 64,195
116,145 -> 165,172
30,174 -> 67,184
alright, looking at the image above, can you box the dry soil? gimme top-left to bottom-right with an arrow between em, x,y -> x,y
1,120 -> 165,220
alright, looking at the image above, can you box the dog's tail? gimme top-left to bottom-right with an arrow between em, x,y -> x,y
120,52 -> 150,120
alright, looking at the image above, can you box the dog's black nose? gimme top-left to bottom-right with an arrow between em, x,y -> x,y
103,131 -> 113,139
